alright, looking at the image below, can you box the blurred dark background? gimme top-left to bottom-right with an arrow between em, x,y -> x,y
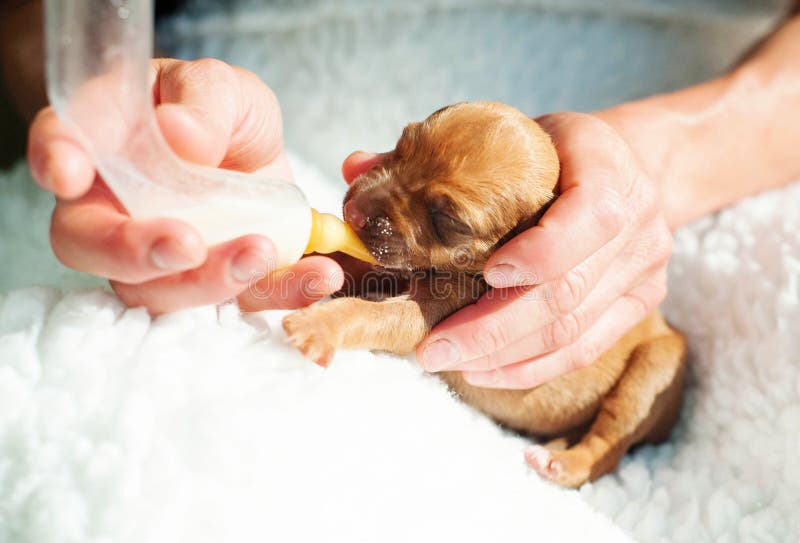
0,84 -> 25,168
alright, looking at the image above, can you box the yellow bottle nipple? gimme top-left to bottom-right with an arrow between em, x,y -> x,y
304,208 -> 377,264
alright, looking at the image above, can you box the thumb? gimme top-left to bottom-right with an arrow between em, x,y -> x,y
153,58 -> 238,167
341,151 -> 391,184
152,58 -> 285,172
155,102 -> 231,167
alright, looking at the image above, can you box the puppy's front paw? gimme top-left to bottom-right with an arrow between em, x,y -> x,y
282,309 -> 338,367
524,445 -> 593,488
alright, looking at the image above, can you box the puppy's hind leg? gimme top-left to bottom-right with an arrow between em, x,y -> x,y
525,331 -> 687,488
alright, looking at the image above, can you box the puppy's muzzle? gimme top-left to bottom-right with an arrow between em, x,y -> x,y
344,199 -> 406,267
344,199 -> 394,238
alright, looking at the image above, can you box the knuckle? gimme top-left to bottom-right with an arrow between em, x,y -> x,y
233,66 -> 273,100
187,58 -> 236,82
548,267 -> 588,315
627,287 -> 656,317
174,59 -> 238,97
594,190 -> 627,237
111,282 -> 166,313
253,85 -> 283,136
653,282 -> 668,305
229,68 -> 284,155
232,65 -> 270,96
648,275 -> 669,306
544,310 -> 585,351
113,224 -> 147,271
637,180 -> 660,219
569,341 -> 598,372
477,350 -> 503,372
110,281 -> 142,309
644,225 -> 673,270
655,227 -> 674,265
474,315 -> 510,356
566,112 -> 609,135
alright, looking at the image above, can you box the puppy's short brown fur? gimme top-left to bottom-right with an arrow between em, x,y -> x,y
283,101 -> 686,487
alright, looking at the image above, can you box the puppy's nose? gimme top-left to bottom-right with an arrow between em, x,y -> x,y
344,200 -> 368,231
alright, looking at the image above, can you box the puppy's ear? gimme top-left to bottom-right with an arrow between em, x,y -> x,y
427,193 -> 473,246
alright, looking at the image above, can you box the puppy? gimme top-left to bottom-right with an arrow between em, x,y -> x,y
283,101 -> 686,488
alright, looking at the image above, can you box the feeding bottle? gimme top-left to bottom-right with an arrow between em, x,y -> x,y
44,0 -> 375,269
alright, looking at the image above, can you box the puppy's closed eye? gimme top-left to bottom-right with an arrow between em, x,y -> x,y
428,200 -> 473,245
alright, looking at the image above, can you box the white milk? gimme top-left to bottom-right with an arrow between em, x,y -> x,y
145,199 -> 312,269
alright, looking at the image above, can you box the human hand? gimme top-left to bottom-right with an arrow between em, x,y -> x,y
343,111 -> 672,388
28,58 -> 344,313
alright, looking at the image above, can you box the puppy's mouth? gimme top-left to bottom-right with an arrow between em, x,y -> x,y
343,216 -> 412,271
360,242 -> 435,276
364,243 -> 413,272
354,231 -> 460,279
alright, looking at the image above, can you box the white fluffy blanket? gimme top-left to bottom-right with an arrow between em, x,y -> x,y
1,156 -> 799,543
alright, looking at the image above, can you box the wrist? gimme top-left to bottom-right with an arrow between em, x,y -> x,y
596,15 -> 800,231
594,69 -> 780,230
593,95 -> 697,230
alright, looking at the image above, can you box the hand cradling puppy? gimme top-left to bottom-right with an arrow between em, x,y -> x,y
283,101 -> 686,488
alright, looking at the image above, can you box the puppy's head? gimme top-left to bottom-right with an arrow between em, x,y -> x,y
344,101 -> 559,273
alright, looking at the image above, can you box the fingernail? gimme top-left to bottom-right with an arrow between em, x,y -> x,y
463,370 -> 502,387
232,248 -> 274,283
420,339 -> 461,372
149,237 -> 200,271
486,263 -> 518,287
486,263 -> 537,287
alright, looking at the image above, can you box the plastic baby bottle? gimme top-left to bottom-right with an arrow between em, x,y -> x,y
44,0 -> 375,269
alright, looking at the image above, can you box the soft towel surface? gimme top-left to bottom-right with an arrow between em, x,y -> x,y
1,158 -> 799,542
2,2 -> 798,539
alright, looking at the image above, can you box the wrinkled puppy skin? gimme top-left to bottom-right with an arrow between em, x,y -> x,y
283,101 -> 686,488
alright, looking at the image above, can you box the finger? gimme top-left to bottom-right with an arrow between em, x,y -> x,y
461,274 -> 668,389
485,116 -> 636,288
27,107 -> 95,199
153,58 -> 285,173
238,255 -> 345,311
453,265 -> 667,373
485,180 -> 627,287
418,231 -> 628,372
111,234 -> 277,314
50,181 -> 208,283
341,151 -> 391,184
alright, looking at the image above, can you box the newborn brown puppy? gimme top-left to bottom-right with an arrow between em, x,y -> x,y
283,101 -> 686,488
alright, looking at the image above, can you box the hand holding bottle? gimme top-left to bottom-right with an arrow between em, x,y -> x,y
28,58 -> 347,313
